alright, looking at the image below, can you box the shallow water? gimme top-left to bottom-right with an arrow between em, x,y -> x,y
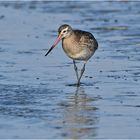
0,1 -> 140,139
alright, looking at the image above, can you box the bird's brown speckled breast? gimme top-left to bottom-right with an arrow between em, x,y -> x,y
62,35 -> 82,59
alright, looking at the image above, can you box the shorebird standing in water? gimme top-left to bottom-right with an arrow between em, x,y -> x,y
45,24 -> 98,86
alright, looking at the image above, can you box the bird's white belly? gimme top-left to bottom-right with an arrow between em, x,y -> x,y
64,47 -> 93,61
62,38 -> 94,61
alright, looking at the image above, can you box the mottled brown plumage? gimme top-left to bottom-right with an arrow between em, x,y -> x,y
62,29 -> 98,61
45,24 -> 98,86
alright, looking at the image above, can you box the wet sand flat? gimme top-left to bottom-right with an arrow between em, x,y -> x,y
0,1 -> 140,139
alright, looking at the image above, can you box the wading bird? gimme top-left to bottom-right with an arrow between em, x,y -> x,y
45,24 -> 98,86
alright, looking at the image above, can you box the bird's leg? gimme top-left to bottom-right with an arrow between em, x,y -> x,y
77,61 -> 87,86
73,60 -> 79,81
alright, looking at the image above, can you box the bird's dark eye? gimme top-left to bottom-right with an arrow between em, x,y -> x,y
63,30 -> 66,33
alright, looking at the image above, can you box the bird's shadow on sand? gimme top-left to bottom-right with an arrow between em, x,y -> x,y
58,85 -> 100,138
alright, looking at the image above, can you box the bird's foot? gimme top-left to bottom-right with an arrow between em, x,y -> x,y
77,81 -> 81,87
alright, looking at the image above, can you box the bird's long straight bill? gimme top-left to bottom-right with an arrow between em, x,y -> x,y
45,36 -> 61,56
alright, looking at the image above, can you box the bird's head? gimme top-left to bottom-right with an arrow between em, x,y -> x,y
45,24 -> 73,56
58,24 -> 73,39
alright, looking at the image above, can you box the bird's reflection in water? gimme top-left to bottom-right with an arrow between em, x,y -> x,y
61,86 -> 99,139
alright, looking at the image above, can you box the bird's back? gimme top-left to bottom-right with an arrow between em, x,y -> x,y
74,30 -> 98,51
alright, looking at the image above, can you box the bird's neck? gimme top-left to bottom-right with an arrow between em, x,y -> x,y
62,32 -> 78,48
63,31 -> 76,41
